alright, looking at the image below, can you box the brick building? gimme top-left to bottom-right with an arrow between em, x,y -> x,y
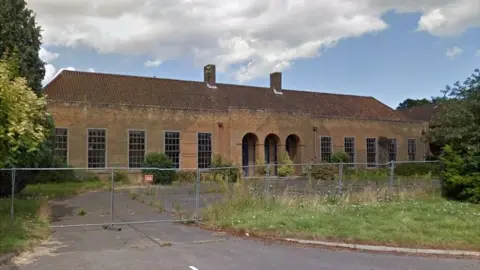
44,65 -> 427,175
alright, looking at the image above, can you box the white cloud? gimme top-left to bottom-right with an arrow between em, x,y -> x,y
144,60 -> 162,68
39,47 -> 94,85
27,0 -> 480,81
475,50 -> 480,57
446,46 -> 463,60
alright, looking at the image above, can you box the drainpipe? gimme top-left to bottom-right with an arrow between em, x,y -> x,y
313,127 -> 317,163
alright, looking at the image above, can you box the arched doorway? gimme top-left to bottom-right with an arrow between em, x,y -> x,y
286,134 -> 301,164
242,133 -> 259,176
264,133 -> 280,175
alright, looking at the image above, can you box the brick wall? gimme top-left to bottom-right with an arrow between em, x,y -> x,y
48,102 -> 428,168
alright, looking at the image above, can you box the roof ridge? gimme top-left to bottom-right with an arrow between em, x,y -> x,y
60,70 -> 373,99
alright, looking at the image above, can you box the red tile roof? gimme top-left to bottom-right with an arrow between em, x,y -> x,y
44,70 -> 413,121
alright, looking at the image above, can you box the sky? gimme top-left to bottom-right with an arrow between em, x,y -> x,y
29,0 -> 480,109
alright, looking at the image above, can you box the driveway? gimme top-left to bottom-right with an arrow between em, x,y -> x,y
3,190 -> 479,270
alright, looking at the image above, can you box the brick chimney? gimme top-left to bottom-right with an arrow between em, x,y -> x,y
270,72 -> 282,94
204,64 -> 216,86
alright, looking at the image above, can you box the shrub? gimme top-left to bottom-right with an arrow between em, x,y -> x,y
310,164 -> 338,181
33,156 -> 77,183
277,153 -> 294,177
142,153 -> 177,185
440,145 -> 480,203
330,151 -> 350,163
75,171 -> 101,182
395,162 -> 440,176
177,170 -> 196,183
255,158 -> 274,176
211,154 -> 241,183
113,170 -> 129,184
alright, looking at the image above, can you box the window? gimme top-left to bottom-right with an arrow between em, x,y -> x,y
129,130 -> 146,168
344,137 -> 355,166
164,131 -> 180,168
54,128 -> 68,163
320,136 -> 332,162
366,138 -> 377,168
388,138 -> 397,162
198,133 -> 212,168
87,129 -> 106,168
408,139 -> 417,161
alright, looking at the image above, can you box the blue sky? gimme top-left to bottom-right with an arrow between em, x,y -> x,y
33,1 -> 480,109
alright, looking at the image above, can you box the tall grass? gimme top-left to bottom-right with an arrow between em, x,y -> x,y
203,179 -> 480,250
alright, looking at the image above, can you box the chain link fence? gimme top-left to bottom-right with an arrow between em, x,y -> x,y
1,160 -> 441,231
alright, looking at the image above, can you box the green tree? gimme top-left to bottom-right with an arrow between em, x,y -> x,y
425,68 -> 480,203
0,56 -> 50,196
396,98 -> 432,109
0,0 -> 45,93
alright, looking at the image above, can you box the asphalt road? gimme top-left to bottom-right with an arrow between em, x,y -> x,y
3,190 -> 479,270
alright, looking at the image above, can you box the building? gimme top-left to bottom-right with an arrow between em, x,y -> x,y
398,103 -> 445,157
44,65 -> 428,175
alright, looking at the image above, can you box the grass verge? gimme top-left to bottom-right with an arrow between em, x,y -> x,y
0,199 -> 50,255
21,181 -> 108,199
203,183 -> 480,251
0,180 -> 108,255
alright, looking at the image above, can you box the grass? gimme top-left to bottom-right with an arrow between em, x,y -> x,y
0,198 -> 50,255
0,180 -> 109,255
203,181 -> 480,251
21,181 -> 108,199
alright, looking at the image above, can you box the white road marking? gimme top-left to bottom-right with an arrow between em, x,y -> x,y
189,266 -> 199,270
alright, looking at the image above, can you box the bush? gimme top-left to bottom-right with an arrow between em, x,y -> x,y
113,170 -> 129,184
255,158 -> 274,176
395,162 -> 440,176
177,170 -> 196,182
331,151 -> 350,163
211,154 -> 241,183
440,145 -> 480,203
75,171 -> 101,182
277,153 -> 294,177
33,156 -> 77,184
142,153 -> 177,185
310,164 -> 338,181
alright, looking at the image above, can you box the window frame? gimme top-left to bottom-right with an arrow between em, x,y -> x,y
343,136 -> 355,167
127,129 -> 147,169
86,128 -> 107,169
388,138 -> 397,162
320,136 -> 333,163
366,137 -> 378,168
54,127 -> 69,164
407,138 -> 417,161
197,132 -> 213,169
163,130 -> 181,169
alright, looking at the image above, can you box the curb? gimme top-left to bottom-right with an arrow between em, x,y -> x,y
0,253 -> 15,265
283,238 -> 480,257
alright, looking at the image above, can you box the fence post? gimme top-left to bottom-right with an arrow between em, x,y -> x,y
10,167 -> 15,226
338,162 -> 343,196
265,163 -> 271,196
110,167 -> 115,224
388,160 -> 395,198
195,168 -> 200,221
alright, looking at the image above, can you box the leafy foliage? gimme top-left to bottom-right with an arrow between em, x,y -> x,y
395,162 -> 440,177
0,57 -> 49,168
211,154 -> 240,182
142,153 -> 177,185
0,0 -> 45,93
425,68 -> 480,203
310,164 -> 338,181
330,151 -> 350,163
396,98 -> 433,110
277,153 -> 294,177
